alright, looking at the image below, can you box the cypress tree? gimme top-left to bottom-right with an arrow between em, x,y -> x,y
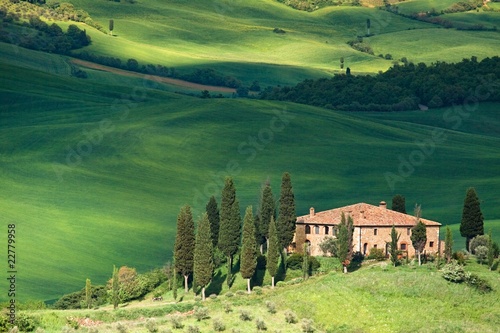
302,243 -> 309,280
218,177 -> 241,286
206,196 -> 220,248
112,265 -> 119,310
267,216 -> 280,288
277,172 -> 296,252
258,181 -> 275,253
193,213 -> 214,301
460,187 -> 484,251
337,213 -> 353,273
240,206 -> 257,294
392,194 -> 406,214
389,225 -> 400,267
487,230 -> 495,271
411,204 -> 427,266
85,278 -> 91,309
444,226 -> 453,263
174,205 -> 195,293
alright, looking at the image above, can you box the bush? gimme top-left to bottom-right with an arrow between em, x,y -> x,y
239,310 -> 252,321
276,281 -> 286,288
475,245 -> 489,264
225,292 -> 234,298
470,235 -> 490,254
265,301 -> 276,314
145,318 -> 158,333
235,290 -> 246,296
209,294 -> 217,300
116,322 -> 128,333
194,306 -> 209,321
453,251 -> 467,265
300,318 -> 315,333
223,302 -> 232,313
253,286 -> 263,295
169,315 -> 183,329
186,325 -> 200,333
284,310 -> 297,324
366,248 -> 385,261
213,318 -> 226,332
15,314 -> 38,332
286,254 -> 320,273
466,273 -> 492,293
442,261 -> 467,283
255,318 -> 267,331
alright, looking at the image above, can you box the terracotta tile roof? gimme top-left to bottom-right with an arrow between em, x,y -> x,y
296,202 -> 441,227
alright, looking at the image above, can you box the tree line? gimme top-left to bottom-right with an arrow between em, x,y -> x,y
0,11 -> 91,54
260,56 -> 500,111
174,173 -> 296,300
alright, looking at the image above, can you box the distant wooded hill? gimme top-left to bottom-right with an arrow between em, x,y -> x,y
261,57 -> 500,111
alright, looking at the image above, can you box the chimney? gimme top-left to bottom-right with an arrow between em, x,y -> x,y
379,201 -> 387,209
310,207 -> 315,217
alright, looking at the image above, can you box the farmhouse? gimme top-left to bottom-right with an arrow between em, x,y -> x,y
294,201 -> 441,257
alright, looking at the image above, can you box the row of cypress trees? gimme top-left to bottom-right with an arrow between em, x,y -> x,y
173,172 -> 296,299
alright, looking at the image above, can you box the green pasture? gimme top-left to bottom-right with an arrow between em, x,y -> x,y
445,220 -> 500,251
49,0 -> 498,86
442,10 -> 500,30
368,28 -> 500,63
1,43 -> 500,302
20,260 -> 500,333
396,0 -> 460,15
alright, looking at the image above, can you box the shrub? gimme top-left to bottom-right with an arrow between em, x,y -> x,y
194,306 -> 209,321
186,325 -> 200,333
225,292 -> 234,298
453,251 -> 467,265
256,318 -> 267,331
466,273 -> 492,293
145,318 -> 158,333
194,296 -> 202,302
265,301 -> 276,314
253,287 -> 263,295
300,318 -> 315,333
116,322 -> 128,333
286,254 -> 320,273
15,314 -> 38,332
209,294 -> 218,300
276,281 -> 286,288
223,302 -> 232,313
284,310 -> 297,324
366,248 -> 385,261
470,235 -> 490,254
170,315 -> 183,329
239,310 -> 252,321
213,318 -> 226,332
235,290 -> 246,296
475,246 -> 488,264
442,261 -> 467,283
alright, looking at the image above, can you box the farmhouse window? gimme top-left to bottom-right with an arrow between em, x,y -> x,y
325,226 -> 329,235
407,228 -> 411,235
400,243 -> 407,251
314,226 -> 320,234
305,225 -> 311,234
374,228 -> 378,236
429,241 -> 434,248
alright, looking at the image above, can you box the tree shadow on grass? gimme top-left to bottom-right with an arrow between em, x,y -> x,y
206,270 -> 226,296
275,257 -> 287,283
252,269 -> 266,287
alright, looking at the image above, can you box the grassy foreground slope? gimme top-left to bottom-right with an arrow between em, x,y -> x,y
1,43 -> 500,301
23,261 -> 500,333
60,0 -> 499,86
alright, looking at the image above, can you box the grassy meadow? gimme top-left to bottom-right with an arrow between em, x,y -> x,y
1,0 -> 500,303
20,259 -> 500,333
1,42 -> 500,302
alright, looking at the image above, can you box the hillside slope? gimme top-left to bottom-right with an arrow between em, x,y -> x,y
1,44 -> 500,301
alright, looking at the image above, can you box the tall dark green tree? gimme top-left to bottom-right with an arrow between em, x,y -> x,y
337,213 -> 353,273
218,177 -> 241,286
392,194 -> 406,214
302,243 -> 310,280
109,19 -> 114,35
193,213 -> 214,301
267,216 -> 280,288
206,196 -> 220,248
487,230 -> 495,271
174,205 -> 195,293
366,18 -> 371,35
112,265 -> 120,310
460,187 -> 484,251
240,206 -> 257,294
444,226 -> 453,263
411,204 -> 427,266
257,181 -> 275,253
277,172 -> 296,253
389,225 -> 400,267
85,278 -> 91,309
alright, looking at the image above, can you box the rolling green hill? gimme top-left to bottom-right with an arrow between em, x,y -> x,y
1,0 -> 500,303
1,42 -> 500,302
